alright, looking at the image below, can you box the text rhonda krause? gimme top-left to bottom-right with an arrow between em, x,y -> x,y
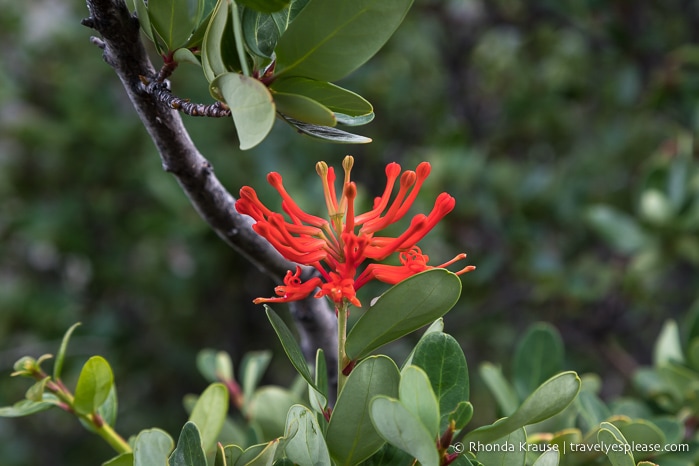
467,441 -> 689,455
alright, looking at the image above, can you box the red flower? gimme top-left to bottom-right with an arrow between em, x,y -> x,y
235,156 -> 474,307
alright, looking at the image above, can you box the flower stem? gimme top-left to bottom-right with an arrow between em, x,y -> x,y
337,302 -> 349,395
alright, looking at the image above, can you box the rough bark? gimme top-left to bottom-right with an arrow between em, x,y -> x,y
82,0 -> 337,391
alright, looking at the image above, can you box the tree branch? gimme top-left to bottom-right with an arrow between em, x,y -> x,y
82,0 -> 337,391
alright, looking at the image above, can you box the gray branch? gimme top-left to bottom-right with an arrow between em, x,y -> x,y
82,0 -> 337,392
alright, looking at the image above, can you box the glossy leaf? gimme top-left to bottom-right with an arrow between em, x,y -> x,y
411,332 -> 469,430
399,366 -> 440,438
273,92 -> 337,126
54,322 -> 81,380
169,422 -> 207,466
134,428 -> 175,466
148,0 -> 199,51
326,356 -> 400,465
475,428 -> 526,466
345,269 -> 462,361
242,9 -> 280,59
188,383 -> 229,452
370,396 -> 439,466
74,356 -> 114,415
402,318 -> 444,369
238,0 -> 290,14
479,363 -> 519,416
274,0 -> 415,81
280,116 -> 372,143
284,404 -> 331,466
598,422 -> 634,466
513,323 -> 564,399
0,399 -> 55,417
270,77 -> 373,118
531,448 -> 560,466
464,372 -> 581,445
202,0 -> 233,82
264,307 -> 317,391
212,73 -> 275,150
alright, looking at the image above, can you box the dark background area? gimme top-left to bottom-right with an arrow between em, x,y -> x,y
1,0 -> 698,464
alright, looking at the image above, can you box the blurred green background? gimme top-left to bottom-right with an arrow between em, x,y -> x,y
1,0 -> 699,464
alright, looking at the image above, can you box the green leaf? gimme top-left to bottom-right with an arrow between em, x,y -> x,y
173,47 -> 202,66
399,366 -> 440,438
449,401 -> 474,431
274,0 -> 415,81
242,9 -> 281,59
203,0 -> 238,82
402,318 -> 444,369
215,443 -> 226,466
585,205 -> 650,254
654,320 -> 685,366
169,422 -> 208,466
241,351 -> 272,403
264,307 -> 317,391
531,449 -> 560,466
575,389 -> 610,434
280,116 -> 372,143
598,422 -> 634,466
346,269 -> 462,361
235,441 -> 278,466
225,445 -> 244,465
0,399 -> 55,417
479,363 -> 519,416
326,355 -> 400,465
74,356 -> 114,415
188,383 -> 229,452
103,452 -> 134,466
270,77 -> 373,118
273,92 -> 337,126
475,428 -> 526,466
26,376 -> 50,402
98,384 -> 119,427
284,404 -> 331,466
411,332 -> 469,430
148,0 -> 199,51
617,419 -> 665,450
54,322 -> 81,381
134,0 -> 157,44
135,428 -> 175,466
334,112 -> 375,127
513,323 -> 564,399
309,349 -> 328,415
370,397 -> 439,466
248,386 -> 301,439
211,72 -> 275,150
239,0 -> 290,14
464,372 -> 581,445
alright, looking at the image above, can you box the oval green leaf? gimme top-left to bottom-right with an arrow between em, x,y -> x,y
532,449 -> 560,466
248,386 -> 300,440
513,322 -> 564,399
74,356 -> 114,415
464,372 -> 581,445
370,396 -> 439,466
326,355 -> 400,465
411,332 -> 469,430
346,269 -> 462,361
135,428 -> 175,466
479,363 -> 519,416
188,383 -> 229,452
241,350 -> 272,403
202,0 -> 233,82
597,423 -> 634,466
211,73 -> 275,150
169,422 -> 207,466
270,77 -> 373,118
284,404 -> 331,466
475,428 -> 526,466
0,399 -> 55,418
399,366 -> 440,438
274,0 -> 415,81
273,92 -> 336,126
148,0 -> 199,51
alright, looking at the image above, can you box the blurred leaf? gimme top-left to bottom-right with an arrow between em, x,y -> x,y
274,0 -> 414,81
241,351 -> 272,404
279,116 -> 372,143
169,422 -> 207,466
188,383 -> 229,452
134,428 -> 175,466
479,363 -> 519,416
654,320 -> 685,366
25,376 -> 50,402
411,332 -> 469,430
513,323 -> 564,399
0,399 -> 55,417
465,372 -> 580,445
585,205 -> 650,254
173,47 -> 202,66
370,396 -> 439,466
575,389 -> 611,434
54,322 -> 81,381
284,404 -> 331,466
345,270 -> 462,361
532,449 -> 559,466
597,423 -> 634,466
74,356 -> 114,415
211,72 -> 275,150
475,428 -> 526,465
326,355 -> 400,465
98,385 -> 119,428
239,0 -> 290,14
248,386 -> 300,439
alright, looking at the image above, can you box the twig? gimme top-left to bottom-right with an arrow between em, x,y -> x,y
81,0 -> 338,394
